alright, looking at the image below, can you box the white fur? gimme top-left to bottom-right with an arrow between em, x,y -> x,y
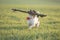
27,15 -> 40,29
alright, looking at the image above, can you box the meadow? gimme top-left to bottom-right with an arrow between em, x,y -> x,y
0,5 -> 60,40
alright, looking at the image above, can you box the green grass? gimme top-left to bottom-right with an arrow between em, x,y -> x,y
0,5 -> 60,40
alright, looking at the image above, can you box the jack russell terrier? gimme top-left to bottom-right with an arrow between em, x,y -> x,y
26,11 -> 40,29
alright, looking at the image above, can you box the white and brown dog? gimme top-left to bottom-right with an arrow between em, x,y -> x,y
26,11 -> 40,29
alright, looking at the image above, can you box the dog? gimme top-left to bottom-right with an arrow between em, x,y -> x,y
26,11 -> 40,29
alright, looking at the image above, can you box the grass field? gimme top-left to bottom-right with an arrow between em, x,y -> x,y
0,5 -> 60,40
